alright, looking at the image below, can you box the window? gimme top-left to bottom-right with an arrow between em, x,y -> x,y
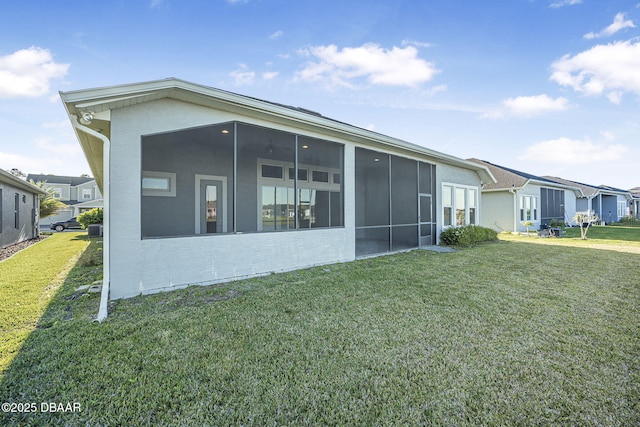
443,186 -> 453,227
14,193 -> 19,229
82,189 -> 92,199
52,187 -> 62,199
520,195 -> 538,221
312,170 -> 329,183
261,164 -> 283,179
618,201 -> 626,218
142,171 -> 176,197
288,168 -> 308,181
469,189 -> 477,225
443,184 -> 478,227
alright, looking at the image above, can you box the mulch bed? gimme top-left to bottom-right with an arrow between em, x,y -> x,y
0,235 -> 50,262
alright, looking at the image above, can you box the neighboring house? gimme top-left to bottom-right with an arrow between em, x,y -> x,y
0,168 -> 47,249
630,187 -> 640,219
468,159 -> 582,233
60,78 -> 495,315
543,177 -> 632,224
26,174 -> 103,225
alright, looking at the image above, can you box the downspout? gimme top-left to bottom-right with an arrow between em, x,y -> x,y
71,116 -> 110,322
508,186 -> 517,232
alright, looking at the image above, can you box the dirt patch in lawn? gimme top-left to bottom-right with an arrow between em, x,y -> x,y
0,235 -> 50,262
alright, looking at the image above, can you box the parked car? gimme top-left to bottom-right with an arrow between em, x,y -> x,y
50,217 -> 82,232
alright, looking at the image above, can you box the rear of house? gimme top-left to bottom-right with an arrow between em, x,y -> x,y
0,169 -> 46,249
61,78 -> 494,307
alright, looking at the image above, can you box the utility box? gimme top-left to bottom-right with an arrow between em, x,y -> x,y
88,224 -> 103,237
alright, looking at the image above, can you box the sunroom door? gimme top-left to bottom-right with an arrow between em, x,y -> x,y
195,174 -> 227,234
419,193 -> 434,246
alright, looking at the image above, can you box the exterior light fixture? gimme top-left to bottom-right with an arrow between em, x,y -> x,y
221,129 -> 229,134
79,111 -> 95,125
302,145 -> 309,149
374,158 -> 380,162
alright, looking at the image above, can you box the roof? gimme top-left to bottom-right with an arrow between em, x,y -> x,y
0,169 -> 47,195
543,176 -> 633,199
467,159 -> 580,193
60,78 -> 496,190
26,174 -> 95,186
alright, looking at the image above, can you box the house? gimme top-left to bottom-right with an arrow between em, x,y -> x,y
468,159 -> 582,233
60,78 -> 495,319
26,174 -> 103,225
0,168 -> 47,249
542,177 -> 632,224
630,187 -> 640,219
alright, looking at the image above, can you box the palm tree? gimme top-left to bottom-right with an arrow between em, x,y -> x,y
29,180 -> 67,218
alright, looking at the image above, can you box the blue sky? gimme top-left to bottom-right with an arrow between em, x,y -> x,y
1,0 -> 639,189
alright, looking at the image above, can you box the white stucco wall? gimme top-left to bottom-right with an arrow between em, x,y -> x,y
107,98 -> 483,299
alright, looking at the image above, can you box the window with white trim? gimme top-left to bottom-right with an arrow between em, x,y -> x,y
82,189 -> 92,200
520,195 -> 538,222
617,201 -> 626,218
142,171 -> 176,197
52,187 -> 62,199
442,184 -> 479,227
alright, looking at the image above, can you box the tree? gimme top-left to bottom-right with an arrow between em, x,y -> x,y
572,211 -> 598,240
29,180 -> 67,218
77,208 -> 103,229
10,168 -> 26,179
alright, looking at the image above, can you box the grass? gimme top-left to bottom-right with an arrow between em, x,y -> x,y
0,232 -> 90,373
0,229 -> 638,426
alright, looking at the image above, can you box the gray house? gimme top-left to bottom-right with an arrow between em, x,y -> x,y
26,174 -> 103,225
60,78 -> 495,320
468,159 -> 582,233
542,177 -> 631,224
0,168 -> 46,249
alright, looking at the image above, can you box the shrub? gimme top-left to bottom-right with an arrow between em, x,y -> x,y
77,208 -> 103,229
549,219 -> 566,228
615,217 -> 640,227
440,225 -> 498,246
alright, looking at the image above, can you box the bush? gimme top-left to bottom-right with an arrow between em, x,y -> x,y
615,217 -> 640,227
440,225 -> 498,246
549,219 -> 566,228
77,208 -> 103,229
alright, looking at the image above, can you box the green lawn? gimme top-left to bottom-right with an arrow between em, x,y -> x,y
0,232 -> 90,373
1,229 -> 638,426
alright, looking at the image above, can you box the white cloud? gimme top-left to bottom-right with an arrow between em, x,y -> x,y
550,39 -> 640,101
520,137 -> 627,164
584,13 -> 635,39
230,65 -> 255,85
262,71 -> 278,80
296,43 -> 439,88
482,94 -> 569,119
401,39 -> 433,49
549,0 -> 582,9
149,0 -> 167,9
0,47 -> 69,98
269,30 -> 283,40
422,84 -> 448,96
